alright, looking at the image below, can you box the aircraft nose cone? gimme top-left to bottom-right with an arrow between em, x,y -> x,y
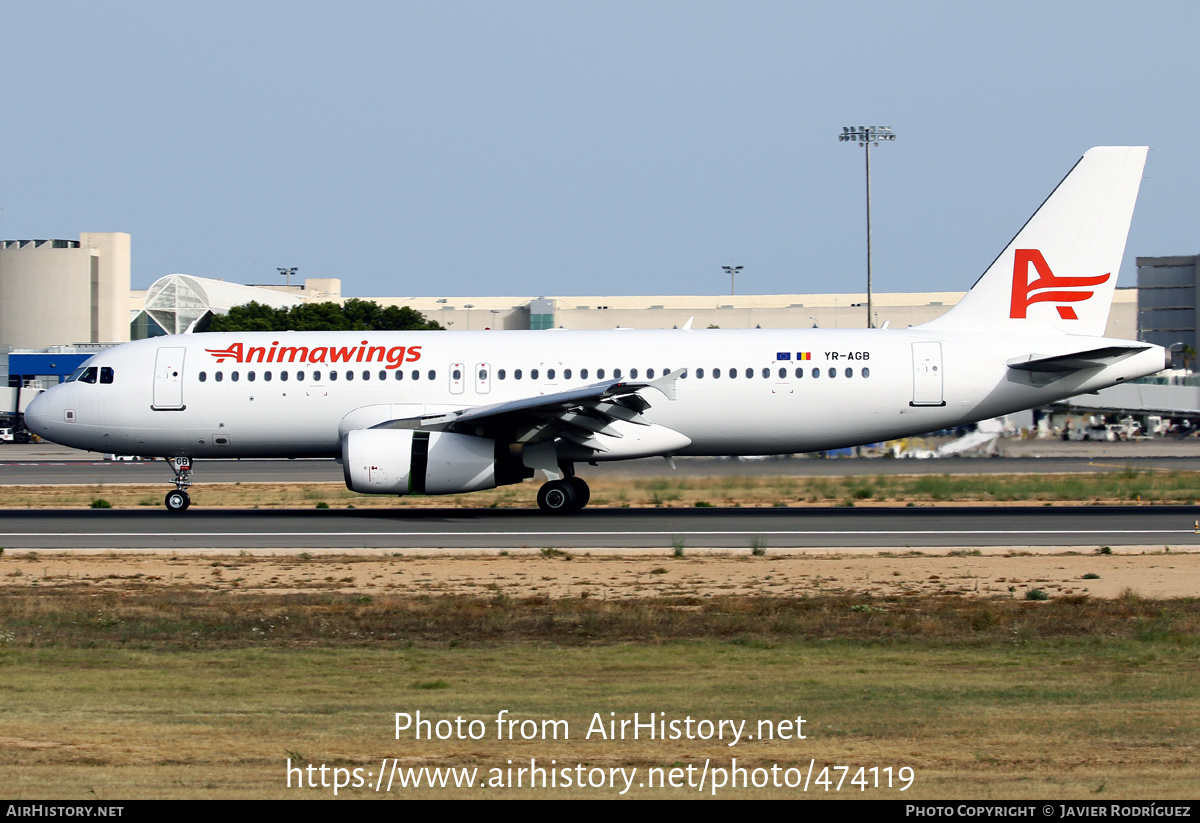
23,392 -> 49,438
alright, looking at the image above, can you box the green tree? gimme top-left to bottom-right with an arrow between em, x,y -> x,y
205,299 -> 442,332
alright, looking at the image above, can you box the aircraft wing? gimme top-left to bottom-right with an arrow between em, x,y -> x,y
1006,344 -> 1154,374
370,369 -> 685,451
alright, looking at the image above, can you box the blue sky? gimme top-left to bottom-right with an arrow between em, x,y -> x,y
2,1 -> 1196,297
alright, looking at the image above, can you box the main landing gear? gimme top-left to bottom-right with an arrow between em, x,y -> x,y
536,475 -> 590,514
164,456 -> 193,512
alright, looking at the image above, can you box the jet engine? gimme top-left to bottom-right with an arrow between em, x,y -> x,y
341,428 -> 527,496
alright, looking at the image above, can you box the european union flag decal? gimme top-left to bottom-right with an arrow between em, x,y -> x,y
776,352 -> 791,360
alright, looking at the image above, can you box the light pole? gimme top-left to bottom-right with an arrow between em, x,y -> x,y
722,265 -> 743,296
277,266 -> 297,288
839,125 -> 895,328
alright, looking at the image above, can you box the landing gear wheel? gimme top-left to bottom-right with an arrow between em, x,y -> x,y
537,479 -> 578,514
164,490 -> 191,512
566,476 -> 590,510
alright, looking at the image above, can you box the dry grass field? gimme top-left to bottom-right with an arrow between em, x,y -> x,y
1,546 -> 1199,799
2,472 -> 1199,799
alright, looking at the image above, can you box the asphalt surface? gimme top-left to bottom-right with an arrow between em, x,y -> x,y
1,505 -> 1196,550
3,442 -> 1199,552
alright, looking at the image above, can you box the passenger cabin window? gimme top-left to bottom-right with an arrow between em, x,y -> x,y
597,368 -> 605,379
247,371 -> 256,382
411,370 -> 420,380
199,371 -> 207,383
580,368 -> 589,379
215,372 -> 224,382
427,370 -> 436,380
811,368 -> 820,378
531,369 -> 539,380
498,369 -> 506,380
231,371 -> 240,382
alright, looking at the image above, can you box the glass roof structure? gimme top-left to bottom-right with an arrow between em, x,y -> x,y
141,274 -> 306,335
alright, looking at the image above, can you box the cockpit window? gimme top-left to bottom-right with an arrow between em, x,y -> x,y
66,366 -> 87,383
100,367 -> 114,384
78,367 -> 98,384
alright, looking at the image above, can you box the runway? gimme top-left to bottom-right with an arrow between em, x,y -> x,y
1,505 -> 1196,550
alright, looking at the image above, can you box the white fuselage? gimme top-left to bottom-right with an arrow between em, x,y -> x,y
24,327 -> 1167,460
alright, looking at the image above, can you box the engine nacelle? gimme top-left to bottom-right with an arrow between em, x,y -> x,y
342,428 -> 512,495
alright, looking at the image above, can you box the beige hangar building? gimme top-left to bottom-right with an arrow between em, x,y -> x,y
0,230 -> 1153,352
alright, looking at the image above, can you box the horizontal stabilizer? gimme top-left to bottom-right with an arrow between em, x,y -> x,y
1007,345 -> 1152,373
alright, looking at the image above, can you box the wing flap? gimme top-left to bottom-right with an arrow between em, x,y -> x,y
367,369 -> 687,456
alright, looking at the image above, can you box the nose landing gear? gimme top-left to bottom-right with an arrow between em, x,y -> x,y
164,456 -> 193,512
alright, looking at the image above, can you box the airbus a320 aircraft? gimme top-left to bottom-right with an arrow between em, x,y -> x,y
25,147 -> 1168,513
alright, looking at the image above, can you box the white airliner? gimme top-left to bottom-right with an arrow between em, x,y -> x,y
25,146 -> 1168,513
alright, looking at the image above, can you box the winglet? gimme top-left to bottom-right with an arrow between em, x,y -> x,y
643,368 -> 686,401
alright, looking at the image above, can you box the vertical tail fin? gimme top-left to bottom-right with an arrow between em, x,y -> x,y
920,146 -> 1147,336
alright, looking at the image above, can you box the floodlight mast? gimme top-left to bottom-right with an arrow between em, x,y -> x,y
839,126 -> 896,328
721,265 -> 744,295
